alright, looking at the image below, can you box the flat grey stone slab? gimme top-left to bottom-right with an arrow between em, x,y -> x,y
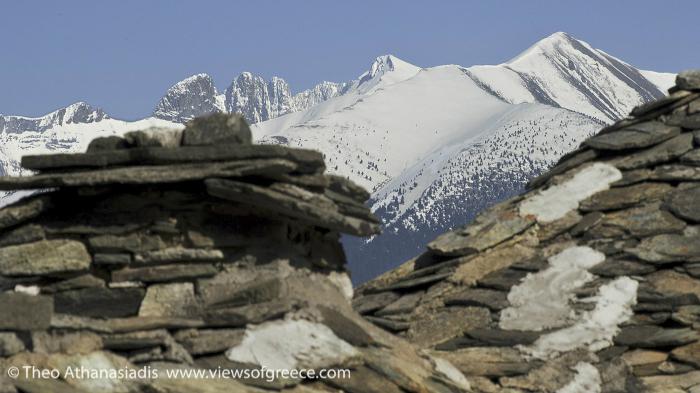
112,264 -> 218,283
327,174 -> 370,201
477,269 -> 528,291
428,210 -> 533,257
376,291 -> 424,316
614,326 -> 700,348
0,159 -> 297,191
630,90 -> 693,117
579,182 -> 671,211
614,133 -> 693,169
364,316 -> 410,332
352,291 -> 400,315
54,287 -> 146,318
21,144 -> 323,173
0,195 -> 51,231
589,259 -> 656,277
445,288 -> 509,310
205,178 -> 379,236
651,165 -> 700,180
173,328 -> 245,356
0,224 -> 45,247
628,233 -> 700,264
464,328 -> 543,347
587,203 -> 686,238
0,239 -> 91,276
666,185 -> 700,223
586,121 -> 680,151
0,293 -> 53,330
50,314 -> 205,334
376,272 -> 451,292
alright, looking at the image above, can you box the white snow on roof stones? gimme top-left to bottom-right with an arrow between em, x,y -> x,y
526,277 -> 638,360
519,163 -> 622,223
499,246 -> 607,331
556,362 -> 602,393
225,318 -> 360,370
499,244 -> 639,360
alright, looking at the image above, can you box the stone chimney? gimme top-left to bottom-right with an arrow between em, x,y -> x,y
0,113 -> 469,393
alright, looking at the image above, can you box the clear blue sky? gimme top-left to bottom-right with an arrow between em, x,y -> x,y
2,0 -> 698,120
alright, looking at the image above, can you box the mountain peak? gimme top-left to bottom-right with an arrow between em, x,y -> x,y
236,71 -> 259,81
368,55 -> 397,76
357,54 -> 420,92
463,31 -> 669,123
153,73 -> 222,123
60,101 -> 107,124
181,73 -> 212,82
0,101 -> 108,134
507,31 -> 582,64
365,55 -> 418,76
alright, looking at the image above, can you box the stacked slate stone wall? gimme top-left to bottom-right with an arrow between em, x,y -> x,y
0,114 -> 470,393
355,70 -> 700,393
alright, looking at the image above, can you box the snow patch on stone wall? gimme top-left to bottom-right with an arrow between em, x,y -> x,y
556,362 -> 602,393
519,163 -> 622,222
226,318 -> 359,370
499,246 -> 606,331
526,277 -> 638,359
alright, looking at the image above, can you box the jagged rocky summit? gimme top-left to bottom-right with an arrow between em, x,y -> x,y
354,70 -> 700,393
0,113 -> 470,393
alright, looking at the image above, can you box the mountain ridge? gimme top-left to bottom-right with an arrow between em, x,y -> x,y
0,33 -> 675,132
249,32 -> 675,282
0,102 -> 108,134
464,32 -> 669,122
0,32 -> 678,282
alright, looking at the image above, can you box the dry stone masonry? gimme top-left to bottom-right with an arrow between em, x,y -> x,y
0,113 -> 470,393
354,70 -> 700,393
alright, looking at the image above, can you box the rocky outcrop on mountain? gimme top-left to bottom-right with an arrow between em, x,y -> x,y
153,74 -> 225,123
152,72 -> 351,125
0,113 -> 469,393
354,70 -> 700,392
154,55 -> 415,126
0,102 -> 107,134
224,72 -> 351,124
224,72 -> 285,124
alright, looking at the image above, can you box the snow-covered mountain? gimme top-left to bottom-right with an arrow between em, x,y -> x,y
153,74 -> 225,123
0,69 -> 353,179
464,32 -> 671,123
0,116 -> 181,178
252,32 -> 675,283
223,73 -> 352,124
0,102 -> 181,194
0,32 -> 676,283
152,55 -> 421,125
153,71 -> 352,124
1,102 -> 108,134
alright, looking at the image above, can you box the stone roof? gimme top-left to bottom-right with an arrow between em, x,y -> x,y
354,70 -> 700,392
0,113 -> 469,393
